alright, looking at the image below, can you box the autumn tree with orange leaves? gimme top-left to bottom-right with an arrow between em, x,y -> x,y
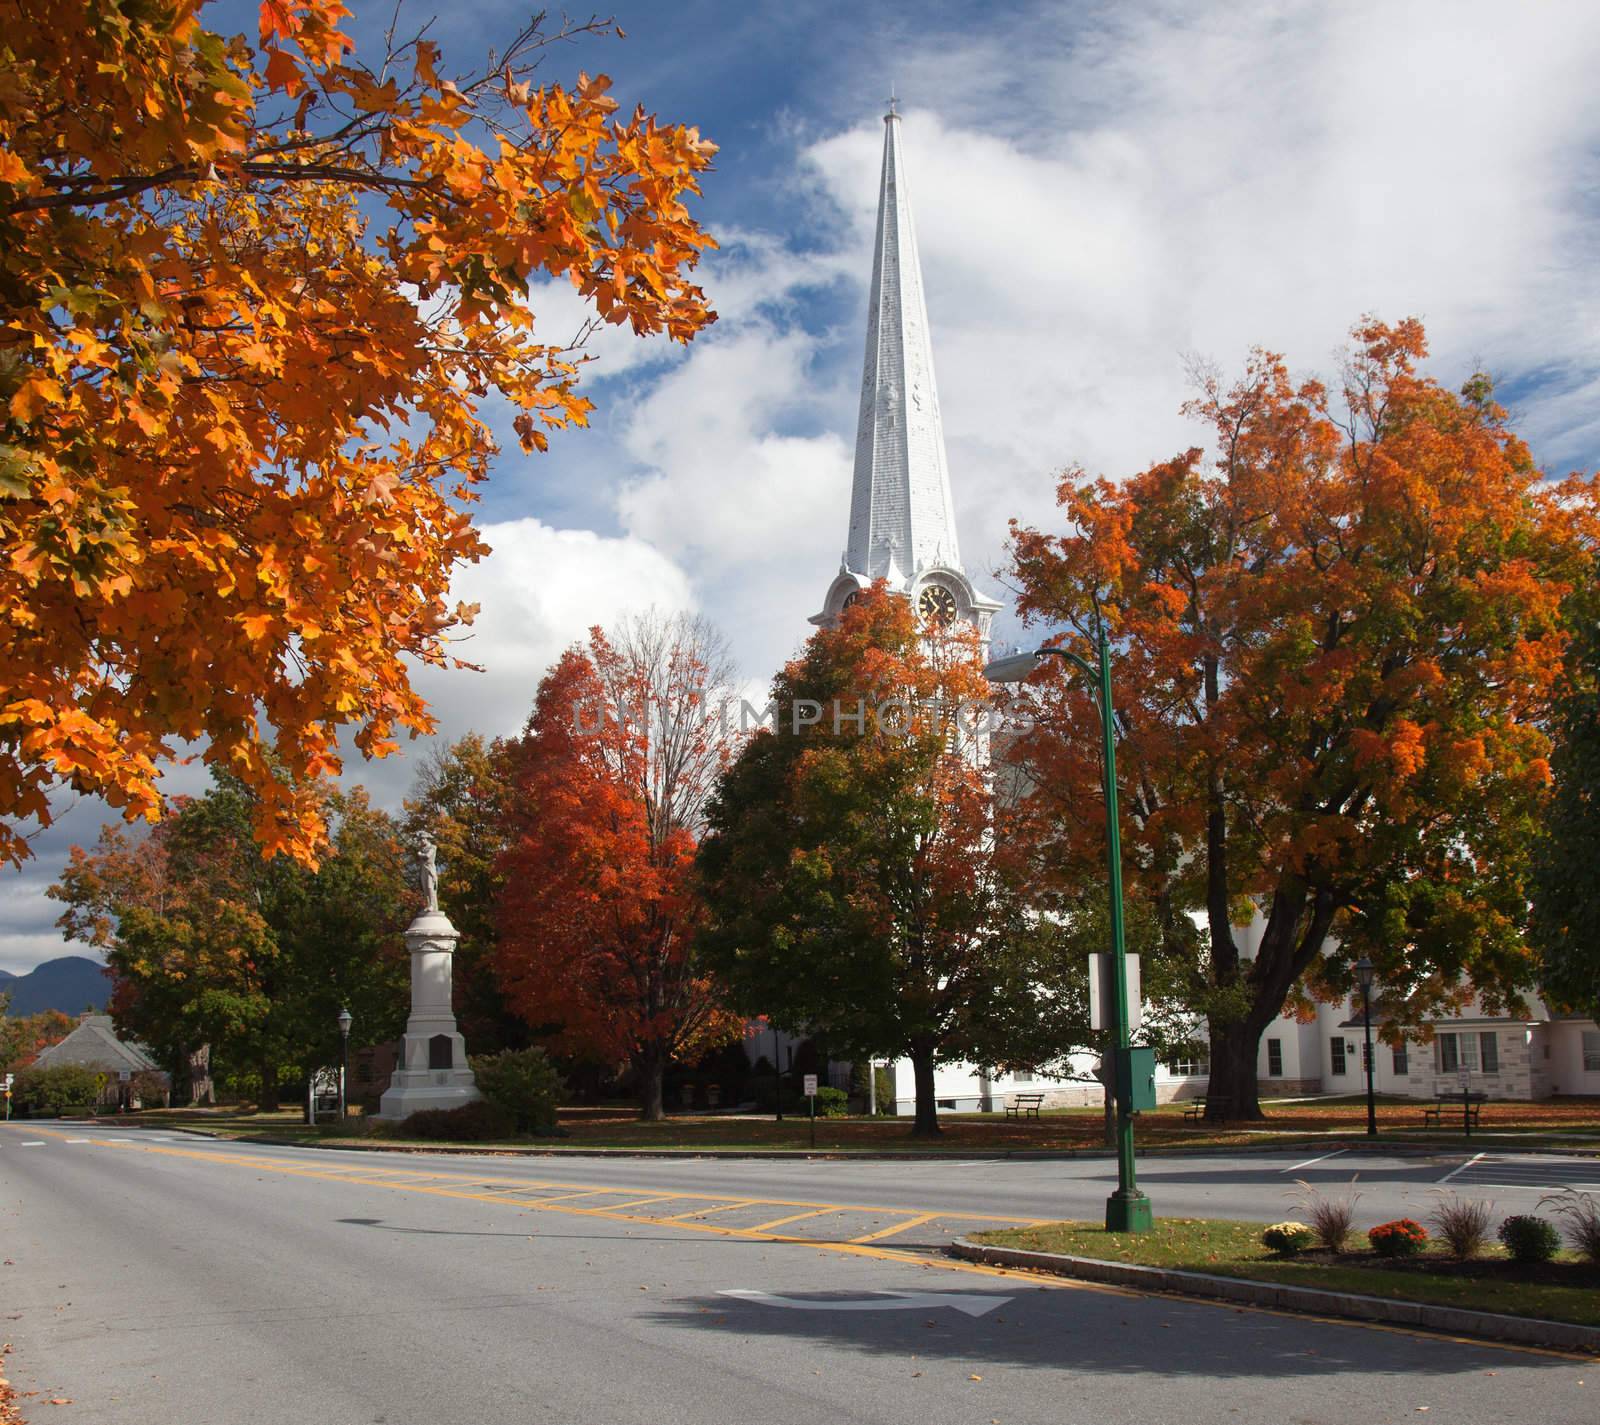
0,2 -> 716,865
495,613 -> 743,1121
1008,319 -> 1600,1121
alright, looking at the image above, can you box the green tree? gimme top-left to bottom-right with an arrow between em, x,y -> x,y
699,588 -> 1048,1136
1531,564 -> 1600,1019
50,773 -> 411,1108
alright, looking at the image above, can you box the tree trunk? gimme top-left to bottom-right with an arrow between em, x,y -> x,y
637,1048 -> 665,1123
909,1041 -> 940,1137
257,1058 -> 279,1114
189,1043 -> 215,1106
1206,1017 -> 1265,1121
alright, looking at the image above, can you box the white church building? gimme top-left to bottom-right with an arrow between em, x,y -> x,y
807,100 -> 1600,1115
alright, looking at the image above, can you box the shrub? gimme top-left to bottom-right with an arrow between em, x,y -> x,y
808,1085 -> 849,1118
12,1063 -> 103,1116
1368,1218 -> 1429,1258
469,1047 -> 563,1134
1498,1214 -> 1561,1264
400,1100 -> 514,1141
849,1061 -> 896,1115
1428,1192 -> 1494,1259
1292,1178 -> 1362,1252
1539,1189 -> 1600,1265
1261,1221 -> 1316,1256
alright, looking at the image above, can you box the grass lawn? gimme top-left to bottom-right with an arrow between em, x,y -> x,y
70,1094 -> 1600,1155
972,1217 -> 1600,1328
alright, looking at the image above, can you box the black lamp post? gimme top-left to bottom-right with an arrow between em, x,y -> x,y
771,1022 -> 783,1122
337,1007 -> 353,1120
1353,958 -> 1376,1138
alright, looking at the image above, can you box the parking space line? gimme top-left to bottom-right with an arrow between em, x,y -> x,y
748,1207 -> 838,1232
1438,1152 -> 1484,1183
1279,1149 -> 1346,1173
663,1200 -> 758,1221
850,1211 -> 941,1244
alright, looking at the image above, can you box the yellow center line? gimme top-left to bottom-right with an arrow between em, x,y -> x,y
850,1211 -> 941,1244
3,1124 -> 1585,1362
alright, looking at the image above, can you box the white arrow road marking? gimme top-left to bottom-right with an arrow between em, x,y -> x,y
718,1290 -> 1011,1318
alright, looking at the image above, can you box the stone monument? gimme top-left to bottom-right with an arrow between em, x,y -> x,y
376,836 -> 481,1119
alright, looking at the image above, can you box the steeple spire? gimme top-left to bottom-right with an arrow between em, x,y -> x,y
844,98 -> 961,581
812,101 -> 999,641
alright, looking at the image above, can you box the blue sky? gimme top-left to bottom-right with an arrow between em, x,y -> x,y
5,0 -> 1599,976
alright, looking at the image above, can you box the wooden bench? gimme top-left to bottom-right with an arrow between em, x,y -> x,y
1005,1093 -> 1046,1119
1183,1096 -> 1229,1121
1422,1091 -> 1486,1128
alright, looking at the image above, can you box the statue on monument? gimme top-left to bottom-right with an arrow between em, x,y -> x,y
420,834 -> 440,913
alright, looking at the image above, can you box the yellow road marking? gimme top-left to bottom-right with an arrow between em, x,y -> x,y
663,1200 -> 757,1221
605,1193 -> 686,1210
747,1207 -> 838,1232
850,1211 -> 941,1244
4,1124 -> 1588,1361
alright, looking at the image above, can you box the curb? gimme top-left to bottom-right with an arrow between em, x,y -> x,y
59,1133 -> 1409,1162
73,1121 -> 1600,1162
948,1238 -> 1600,1355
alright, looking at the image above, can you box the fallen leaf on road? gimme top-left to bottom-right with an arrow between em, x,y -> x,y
49,1399 -> 73,1406
969,1374 -> 983,1382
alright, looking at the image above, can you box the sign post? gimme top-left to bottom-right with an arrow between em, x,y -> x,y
3,1072 -> 12,1121
803,1073 -> 818,1148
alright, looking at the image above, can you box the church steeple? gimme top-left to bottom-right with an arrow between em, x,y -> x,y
813,100 -> 999,639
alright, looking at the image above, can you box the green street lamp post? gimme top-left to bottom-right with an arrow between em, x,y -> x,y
984,623 -> 1154,1233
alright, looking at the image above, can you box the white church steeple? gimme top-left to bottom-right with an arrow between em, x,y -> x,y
813,99 -> 999,640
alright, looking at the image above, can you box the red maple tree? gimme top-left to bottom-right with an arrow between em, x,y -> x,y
495,615 -> 742,1120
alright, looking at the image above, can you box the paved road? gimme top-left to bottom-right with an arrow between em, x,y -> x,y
2,1125 -> 1595,1424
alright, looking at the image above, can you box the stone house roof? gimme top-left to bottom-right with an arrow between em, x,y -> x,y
32,1015 -> 161,1075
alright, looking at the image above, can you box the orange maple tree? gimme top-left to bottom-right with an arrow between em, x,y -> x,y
495,614 -> 742,1120
1008,319 -> 1600,1119
0,2 -> 717,864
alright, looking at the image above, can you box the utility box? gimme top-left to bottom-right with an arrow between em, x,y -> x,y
1115,1046 -> 1158,1113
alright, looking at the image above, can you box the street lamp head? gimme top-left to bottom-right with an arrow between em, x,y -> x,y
337,1007 -> 353,1037
981,649 -> 1044,684
1353,957 -> 1374,991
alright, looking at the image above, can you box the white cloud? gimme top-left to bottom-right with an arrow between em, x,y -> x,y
395,515 -> 697,761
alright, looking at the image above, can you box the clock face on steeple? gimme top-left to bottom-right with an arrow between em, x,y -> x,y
917,582 -> 958,627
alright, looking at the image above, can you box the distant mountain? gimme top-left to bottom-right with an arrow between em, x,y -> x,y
0,968 -> 15,983
1,956 -> 110,1016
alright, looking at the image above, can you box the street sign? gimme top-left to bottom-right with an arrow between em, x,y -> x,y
1088,953 -> 1142,1030
95,1072 -> 107,1089
118,1069 -> 131,1082
802,1074 -> 818,1097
